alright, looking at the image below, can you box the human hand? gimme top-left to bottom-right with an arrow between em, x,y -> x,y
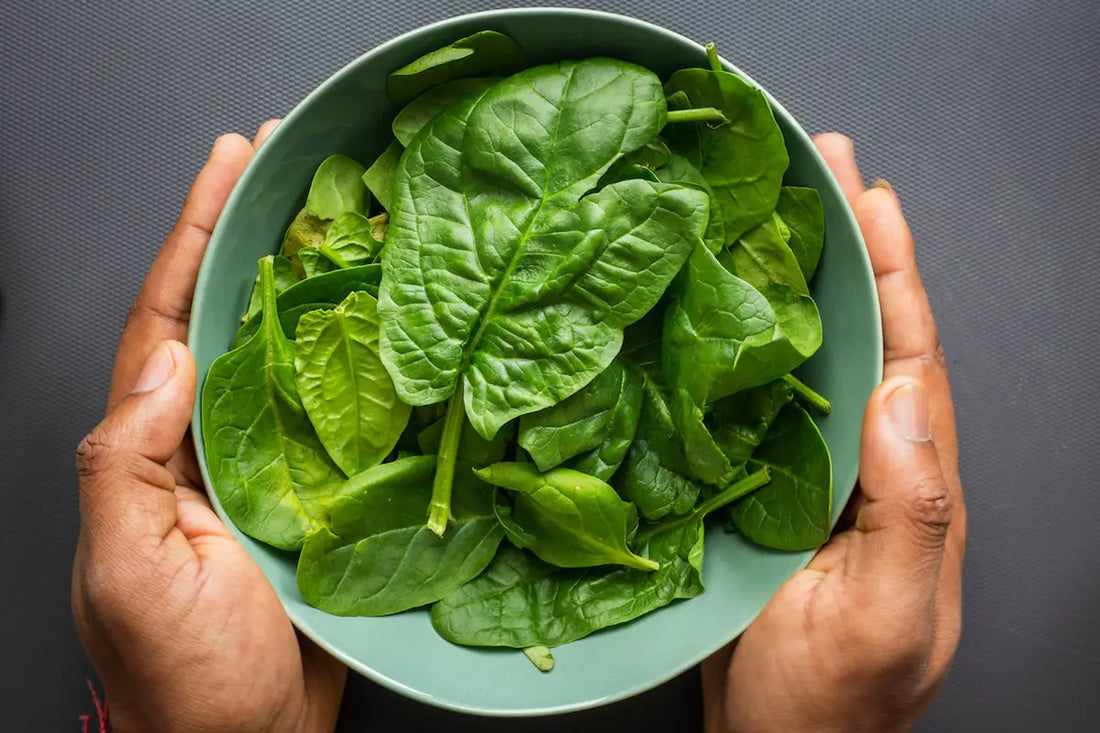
71,123 -> 347,732
703,134 -> 966,733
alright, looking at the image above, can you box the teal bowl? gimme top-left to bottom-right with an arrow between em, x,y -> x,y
188,7 -> 882,716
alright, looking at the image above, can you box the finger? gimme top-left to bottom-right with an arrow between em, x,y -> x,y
253,118 -> 282,149
845,378 -> 952,616
174,484 -> 235,544
77,341 -> 196,550
855,185 -> 942,370
855,184 -> 964,555
813,132 -> 865,209
108,134 -> 254,410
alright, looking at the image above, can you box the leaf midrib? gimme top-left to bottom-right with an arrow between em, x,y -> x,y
261,285 -> 315,524
456,66 -> 580,373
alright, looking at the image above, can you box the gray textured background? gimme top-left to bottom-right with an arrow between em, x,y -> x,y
2,0 -> 1098,730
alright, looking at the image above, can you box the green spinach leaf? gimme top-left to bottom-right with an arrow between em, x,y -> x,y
477,462 -> 657,571
305,155 -> 369,220
730,404 -> 832,550
298,212 -> 386,277
431,468 -> 768,647
320,211 -> 385,266
431,528 -> 698,648
281,154 -> 370,273
201,256 -> 343,550
231,264 -> 382,348
571,363 -> 644,482
294,291 -> 410,476
663,62 -> 788,242
775,186 -> 825,281
597,137 -> 672,188
299,246 -> 337,278
708,379 -> 794,472
362,141 -> 402,213
378,59 -> 707,534
728,213 -> 809,295
387,30 -> 526,105
296,455 -> 505,615
654,152 -> 726,252
614,361 -> 700,521
517,359 -> 642,481
392,77 -> 500,146
662,244 -> 821,482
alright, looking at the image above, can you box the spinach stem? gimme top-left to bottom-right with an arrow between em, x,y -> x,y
258,256 -> 279,335
705,42 -> 722,72
783,374 -> 832,415
634,467 -> 771,546
523,646 -> 555,672
317,245 -> 350,269
427,384 -> 465,536
368,212 -> 389,226
666,107 -> 729,124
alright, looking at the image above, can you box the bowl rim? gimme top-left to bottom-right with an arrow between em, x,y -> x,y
188,5 -> 883,717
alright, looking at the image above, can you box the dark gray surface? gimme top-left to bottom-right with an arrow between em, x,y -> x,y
2,0 -> 1098,730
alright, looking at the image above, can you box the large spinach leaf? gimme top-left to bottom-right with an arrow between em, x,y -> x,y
775,186 -> 825,281
387,30 -> 526,105
294,291 -> 410,477
477,462 -> 657,571
730,404 -> 832,550
231,264 -> 382,348
663,53 -> 788,243
392,77 -> 500,146
517,358 -> 642,481
201,256 -> 343,550
379,59 -> 707,534
296,455 -> 505,615
431,468 -> 769,647
431,528 -> 699,648
662,244 -> 821,483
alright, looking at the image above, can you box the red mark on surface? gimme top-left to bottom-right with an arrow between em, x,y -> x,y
79,678 -> 109,733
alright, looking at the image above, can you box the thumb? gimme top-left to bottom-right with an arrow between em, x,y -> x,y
848,377 -> 954,606
76,340 -> 196,549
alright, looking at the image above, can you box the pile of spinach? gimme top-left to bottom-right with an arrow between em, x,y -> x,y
201,32 -> 834,668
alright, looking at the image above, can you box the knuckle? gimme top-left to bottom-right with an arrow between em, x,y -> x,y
125,294 -> 189,331
920,342 -> 950,379
908,471 -> 953,542
75,426 -> 116,480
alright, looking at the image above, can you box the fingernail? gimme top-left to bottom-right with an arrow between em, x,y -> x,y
872,178 -> 894,195
887,382 -> 931,442
132,343 -> 176,394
